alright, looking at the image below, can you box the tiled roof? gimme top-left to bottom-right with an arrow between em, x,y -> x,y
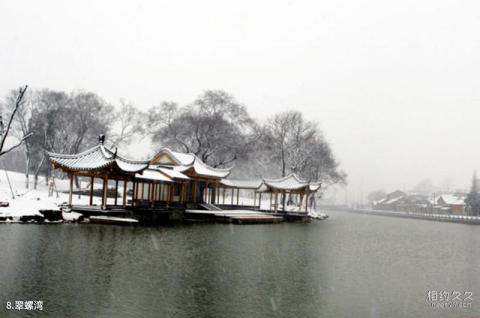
135,169 -> 173,182
153,148 -> 232,178
221,179 -> 263,189
262,174 -> 321,192
438,194 -> 466,206
172,156 -> 232,178
156,166 -> 190,180
48,145 -> 149,173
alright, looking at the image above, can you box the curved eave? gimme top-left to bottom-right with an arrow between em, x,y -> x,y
263,183 -> 310,191
220,179 -> 263,189
50,158 -> 114,172
152,148 -> 195,166
175,164 -> 232,179
49,155 -> 148,174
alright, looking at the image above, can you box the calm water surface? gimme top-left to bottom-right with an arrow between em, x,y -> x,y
1,210 -> 479,317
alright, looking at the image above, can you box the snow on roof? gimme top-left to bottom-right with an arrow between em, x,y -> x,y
221,179 -> 263,189
262,174 -> 320,192
135,169 -> 173,182
190,156 -> 232,178
373,198 -> 387,205
152,148 -> 232,178
48,145 -> 149,173
156,167 -> 190,180
172,156 -> 232,178
438,194 -> 466,206
165,149 -> 196,166
384,196 -> 404,205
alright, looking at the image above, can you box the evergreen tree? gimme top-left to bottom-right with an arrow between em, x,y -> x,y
466,171 -> 480,216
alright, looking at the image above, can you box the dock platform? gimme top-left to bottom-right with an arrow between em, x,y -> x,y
185,209 -> 284,224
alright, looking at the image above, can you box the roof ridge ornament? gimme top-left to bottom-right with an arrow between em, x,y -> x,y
98,134 -> 105,145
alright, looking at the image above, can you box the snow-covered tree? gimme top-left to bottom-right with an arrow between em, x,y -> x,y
466,171 -> 480,216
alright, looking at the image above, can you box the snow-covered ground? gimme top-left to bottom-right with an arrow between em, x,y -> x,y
0,170 -> 98,221
0,170 -> 318,222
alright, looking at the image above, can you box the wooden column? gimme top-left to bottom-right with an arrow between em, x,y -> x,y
305,193 -> 309,213
68,173 -> 73,205
114,180 -> 119,206
269,193 -> 273,211
150,183 -> 154,207
236,188 -> 240,205
102,177 -> 108,209
253,192 -> 256,207
258,193 -> 262,209
123,180 -> 127,207
204,182 -> 208,203
167,184 -> 171,206
222,187 -> 225,204
89,176 -> 94,206
231,188 -> 234,205
193,181 -> 197,203
274,191 -> 278,213
132,182 -> 136,206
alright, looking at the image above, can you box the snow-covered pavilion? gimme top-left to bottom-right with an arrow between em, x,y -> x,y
258,174 -> 321,213
48,137 -> 321,214
49,139 -> 232,209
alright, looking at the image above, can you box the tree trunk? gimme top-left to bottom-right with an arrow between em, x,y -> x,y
33,154 -> 46,190
34,174 -> 38,190
24,155 -> 30,189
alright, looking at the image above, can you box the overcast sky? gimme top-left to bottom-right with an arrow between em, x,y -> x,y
1,0 -> 480,201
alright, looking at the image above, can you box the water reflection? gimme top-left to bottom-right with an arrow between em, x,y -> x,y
0,212 -> 479,317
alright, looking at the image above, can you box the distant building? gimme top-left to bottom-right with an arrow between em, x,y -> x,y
436,194 -> 466,214
373,190 -> 431,212
373,190 -> 406,210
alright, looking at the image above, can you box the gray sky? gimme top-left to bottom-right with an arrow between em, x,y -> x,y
1,0 -> 480,200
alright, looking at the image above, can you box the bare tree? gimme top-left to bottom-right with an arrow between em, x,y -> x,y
148,90 -> 256,168
0,85 -> 33,158
110,99 -> 145,147
25,89 -> 114,188
263,110 -> 346,185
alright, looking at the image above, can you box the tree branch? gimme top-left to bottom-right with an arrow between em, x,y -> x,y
0,132 -> 33,156
0,85 -> 28,153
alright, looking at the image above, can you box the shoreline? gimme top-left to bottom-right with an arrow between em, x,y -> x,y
325,207 -> 480,224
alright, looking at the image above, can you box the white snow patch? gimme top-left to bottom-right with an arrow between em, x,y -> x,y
62,211 -> 83,222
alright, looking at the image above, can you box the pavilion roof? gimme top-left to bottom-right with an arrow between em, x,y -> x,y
135,169 -> 173,182
151,148 -> 232,178
150,166 -> 191,180
221,179 -> 263,189
48,144 -> 149,173
261,174 -> 321,193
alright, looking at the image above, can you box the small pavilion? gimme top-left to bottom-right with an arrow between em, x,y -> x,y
257,174 -> 321,213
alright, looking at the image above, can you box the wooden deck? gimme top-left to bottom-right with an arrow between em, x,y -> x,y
185,209 -> 284,224
71,205 -> 174,224
70,204 -> 310,225
89,215 -> 139,225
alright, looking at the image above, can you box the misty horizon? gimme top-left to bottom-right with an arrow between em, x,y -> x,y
2,0 -> 480,202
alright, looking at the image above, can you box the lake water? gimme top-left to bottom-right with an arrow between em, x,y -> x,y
1,210 -> 479,317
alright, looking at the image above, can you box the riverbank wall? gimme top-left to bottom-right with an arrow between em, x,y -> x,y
323,207 -> 480,225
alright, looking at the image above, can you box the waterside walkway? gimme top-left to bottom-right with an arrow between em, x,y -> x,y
327,207 -> 480,225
